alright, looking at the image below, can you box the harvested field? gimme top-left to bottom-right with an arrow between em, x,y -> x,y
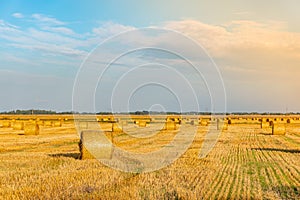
0,115 -> 299,199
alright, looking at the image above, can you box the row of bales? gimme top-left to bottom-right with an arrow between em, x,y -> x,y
0,119 -> 40,135
77,116 -> 182,133
77,115 -> 300,160
3,114 -> 295,159
0,117 -> 72,135
226,116 -> 300,135
77,115 -> 230,159
78,115 -> 184,159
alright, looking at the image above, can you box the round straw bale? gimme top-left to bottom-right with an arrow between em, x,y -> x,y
112,123 -> 123,132
79,130 -> 113,160
44,121 -> 52,127
13,121 -> 24,130
272,123 -> 286,135
52,121 -> 62,127
200,120 -> 208,126
24,123 -> 39,135
36,120 -> 44,126
1,120 -> 11,128
261,121 -> 270,129
217,119 -> 228,130
164,122 -> 178,130
138,120 -> 147,127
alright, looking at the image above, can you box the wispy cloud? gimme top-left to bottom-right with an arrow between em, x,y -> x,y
41,26 -> 76,36
31,13 -> 65,26
164,19 -> 300,60
12,12 -> 24,19
0,16 -> 138,67
92,21 -> 134,37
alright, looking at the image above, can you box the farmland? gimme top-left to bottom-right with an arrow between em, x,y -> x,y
0,115 -> 299,199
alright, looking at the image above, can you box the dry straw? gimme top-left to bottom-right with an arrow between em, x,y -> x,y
272,123 -> 286,135
138,120 -> 147,127
13,121 -> 24,130
200,120 -> 208,126
217,119 -> 228,130
0,121 -> 11,128
79,130 -> 113,160
36,120 -> 44,126
24,122 -> 39,135
261,121 -> 270,129
112,123 -> 123,132
164,122 -> 178,130
52,121 -> 62,127
44,121 -> 52,127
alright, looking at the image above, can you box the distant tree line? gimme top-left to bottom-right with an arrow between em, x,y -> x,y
0,109 -> 73,115
1,109 -> 299,115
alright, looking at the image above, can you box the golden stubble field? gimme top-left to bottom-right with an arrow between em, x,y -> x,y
0,115 -> 299,199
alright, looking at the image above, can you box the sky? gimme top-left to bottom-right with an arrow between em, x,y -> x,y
0,0 -> 300,113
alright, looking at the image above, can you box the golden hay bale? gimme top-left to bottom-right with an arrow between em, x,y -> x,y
166,117 -> 181,123
217,119 -> 228,130
272,123 -> 286,135
36,120 -> 44,126
79,141 -> 95,159
0,120 -> 11,128
52,121 -> 62,127
102,118 -> 112,122
13,121 -> 24,130
261,118 -> 267,122
164,122 -> 178,130
222,123 -> 228,130
112,123 -> 123,132
79,130 -> 113,160
261,121 -> 270,129
138,120 -> 147,127
200,120 -> 208,126
24,123 -> 39,135
35,118 -> 43,125
44,121 -> 52,127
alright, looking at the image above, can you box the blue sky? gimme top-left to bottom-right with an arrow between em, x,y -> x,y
1,1 -> 300,112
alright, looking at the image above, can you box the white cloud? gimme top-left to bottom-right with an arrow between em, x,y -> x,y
31,13 -> 65,26
164,20 -> 300,59
12,13 -> 24,18
41,26 -> 76,36
163,19 -> 300,111
92,21 -> 135,37
10,43 -> 86,57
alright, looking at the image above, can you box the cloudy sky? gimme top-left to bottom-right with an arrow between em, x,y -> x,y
0,0 -> 299,113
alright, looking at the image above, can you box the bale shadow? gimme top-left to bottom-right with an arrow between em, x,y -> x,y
251,148 -> 300,154
259,132 -> 272,135
48,153 -> 80,159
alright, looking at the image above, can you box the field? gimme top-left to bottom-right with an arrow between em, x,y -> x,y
0,115 -> 299,199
